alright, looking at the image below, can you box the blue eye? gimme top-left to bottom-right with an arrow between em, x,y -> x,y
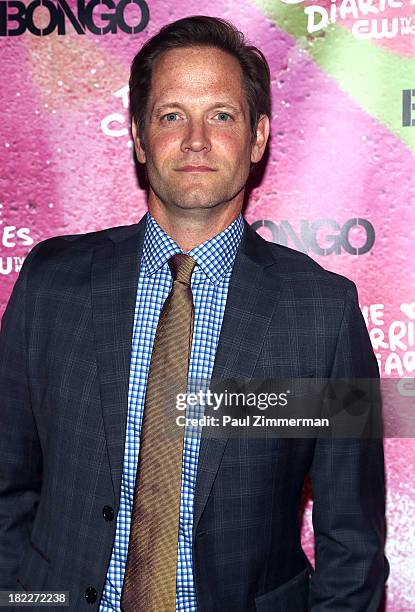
162,113 -> 179,122
216,112 -> 231,121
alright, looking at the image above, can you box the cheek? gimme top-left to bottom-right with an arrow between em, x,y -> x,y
216,132 -> 250,161
147,132 -> 179,161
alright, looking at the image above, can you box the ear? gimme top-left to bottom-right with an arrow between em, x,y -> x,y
131,120 -> 146,164
250,114 -> 270,164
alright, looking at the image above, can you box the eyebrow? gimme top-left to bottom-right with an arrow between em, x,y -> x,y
152,102 -> 243,115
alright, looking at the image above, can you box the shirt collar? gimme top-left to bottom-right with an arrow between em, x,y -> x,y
141,211 -> 244,286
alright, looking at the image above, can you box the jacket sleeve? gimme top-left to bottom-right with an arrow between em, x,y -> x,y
308,282 -> 389,611
0,244 -> 44,588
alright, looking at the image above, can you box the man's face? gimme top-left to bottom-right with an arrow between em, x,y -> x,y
132,45 -> 269,212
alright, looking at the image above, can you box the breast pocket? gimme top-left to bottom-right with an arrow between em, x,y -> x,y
17,539 -> 51,591
254,567 -> 310,612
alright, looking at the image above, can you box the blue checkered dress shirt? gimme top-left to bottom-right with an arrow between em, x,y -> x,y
99,211 -> 244,611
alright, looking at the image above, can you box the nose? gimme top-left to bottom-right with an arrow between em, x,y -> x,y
180,118 -> 211,153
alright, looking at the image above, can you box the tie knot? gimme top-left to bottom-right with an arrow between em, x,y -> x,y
168,253 -> 198,286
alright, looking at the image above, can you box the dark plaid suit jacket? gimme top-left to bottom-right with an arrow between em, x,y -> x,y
0,213 -> 388,611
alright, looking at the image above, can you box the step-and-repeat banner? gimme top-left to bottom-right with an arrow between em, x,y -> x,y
1,0 -> 414,608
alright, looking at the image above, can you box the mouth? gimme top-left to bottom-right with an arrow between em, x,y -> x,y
176,165 -> 217,172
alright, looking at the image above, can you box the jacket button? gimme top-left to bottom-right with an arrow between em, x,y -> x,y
85,586 -> 97,604
102,505 -> 114,522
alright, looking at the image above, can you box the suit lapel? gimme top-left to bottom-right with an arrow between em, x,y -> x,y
192,220 -> 281,539
91,214 -> 147,503
91,213 -> 281,525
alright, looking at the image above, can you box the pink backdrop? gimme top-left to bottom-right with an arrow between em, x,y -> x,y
1,0 -> 414,608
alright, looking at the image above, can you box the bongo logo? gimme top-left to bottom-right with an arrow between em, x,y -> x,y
0,0 -> 149,36
251,218 -> 375,256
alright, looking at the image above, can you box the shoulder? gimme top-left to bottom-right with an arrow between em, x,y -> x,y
250,227 -> 358,300
27,222 -> 140,261
20,221 -> 143,274
12,221 -> 144,300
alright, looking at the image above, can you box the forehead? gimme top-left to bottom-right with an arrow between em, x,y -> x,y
149,46 -> 246,106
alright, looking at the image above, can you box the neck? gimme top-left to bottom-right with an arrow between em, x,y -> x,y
147,198 -> 243,252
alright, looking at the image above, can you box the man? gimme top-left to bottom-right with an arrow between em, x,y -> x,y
0,15 -> 388,612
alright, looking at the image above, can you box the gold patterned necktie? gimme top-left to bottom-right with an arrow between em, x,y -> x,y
120,253 -> 198,612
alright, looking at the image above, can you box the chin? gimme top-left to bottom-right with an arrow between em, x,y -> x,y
172,198 -> 222,210
167,186 -> 231,210
150,178 -> 242,211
